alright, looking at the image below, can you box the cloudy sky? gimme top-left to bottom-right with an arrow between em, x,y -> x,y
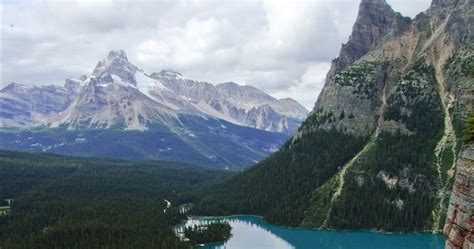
1,0 -> 431,109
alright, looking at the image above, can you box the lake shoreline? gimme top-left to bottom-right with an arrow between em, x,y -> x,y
184,214 -> 444,236
180,215 -> 445,249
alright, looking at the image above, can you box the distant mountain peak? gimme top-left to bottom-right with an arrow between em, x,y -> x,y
1,82 -> 33,94
218,81 -> 239,87
91,50 -> 139,85
2,82 -> 23,90
107,50 -> 128,60
151,70 -> 184,79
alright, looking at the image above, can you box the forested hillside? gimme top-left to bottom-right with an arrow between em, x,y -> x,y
191,0 -> 473,232
0,150 -> 232,248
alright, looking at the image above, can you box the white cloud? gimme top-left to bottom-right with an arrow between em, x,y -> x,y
1,0 -> 431,110
271,62 -> 330,110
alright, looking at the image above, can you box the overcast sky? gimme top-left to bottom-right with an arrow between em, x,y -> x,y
1,0 -> 431,110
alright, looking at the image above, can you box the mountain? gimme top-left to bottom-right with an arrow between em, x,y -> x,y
0,83 -> 77,128
1,51 -> 307,134
0,51 -> 308,169
191,0 -> 473,233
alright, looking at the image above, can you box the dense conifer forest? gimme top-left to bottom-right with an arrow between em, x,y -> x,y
191,129 -> 368,226
0,150 -> 232,248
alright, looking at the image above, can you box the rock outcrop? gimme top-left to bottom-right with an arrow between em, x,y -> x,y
334,0 -> 410,72
444,143 -> 474,249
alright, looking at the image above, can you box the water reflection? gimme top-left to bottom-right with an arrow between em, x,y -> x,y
177,216 -> 445,249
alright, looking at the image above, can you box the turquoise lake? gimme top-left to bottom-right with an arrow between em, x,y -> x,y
178,215 -> 445,249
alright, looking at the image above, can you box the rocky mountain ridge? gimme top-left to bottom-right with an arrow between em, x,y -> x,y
1,50 -> 307,134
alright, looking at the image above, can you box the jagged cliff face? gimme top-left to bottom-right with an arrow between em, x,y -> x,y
443,46 -> 473,248
192,0 -> 473,232
444,143 -> 473,249
300,0 -> 473,231
303,0 -> 471,137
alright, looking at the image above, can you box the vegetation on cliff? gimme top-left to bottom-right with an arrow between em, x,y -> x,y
300,108 -> 349,129
333,60 -> 383,100
464,114 -> 474,144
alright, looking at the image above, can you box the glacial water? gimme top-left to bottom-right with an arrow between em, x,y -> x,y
177,215 -> 445,249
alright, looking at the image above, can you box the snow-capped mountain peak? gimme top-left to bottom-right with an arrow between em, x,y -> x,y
1,50 -> 308,134
151,70 -> 184,80
91,50 -> 139,86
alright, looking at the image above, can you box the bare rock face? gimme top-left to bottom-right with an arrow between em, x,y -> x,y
334,0 -> 408,72
0,83 -> 76,128
301,0 -> 472,139
91,50 -> 138,85
303,0 -> 413,137
444,143 -> 474,249
148,73 -> 308,134
309,60 -> 388,136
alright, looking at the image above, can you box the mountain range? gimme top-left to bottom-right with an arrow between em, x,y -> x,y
0,50 -> 308,169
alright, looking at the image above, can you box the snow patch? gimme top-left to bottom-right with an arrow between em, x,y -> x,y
159,147 -> 172,152
74,137 -> 87,143
135,71 -> 165,97
110,74 -> 137,89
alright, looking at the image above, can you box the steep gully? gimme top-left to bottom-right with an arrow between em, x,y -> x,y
320,40 -> 458,230
431,53 -> 458,232
424,13 -> 458,232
